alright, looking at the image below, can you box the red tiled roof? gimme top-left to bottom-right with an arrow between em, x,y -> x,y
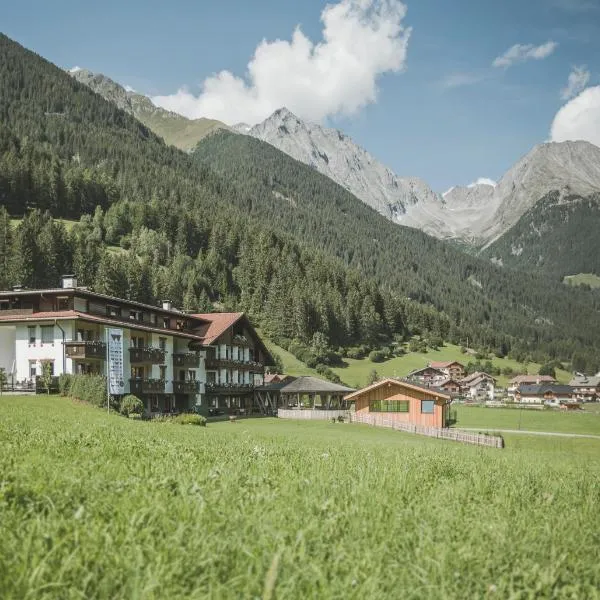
192,312 -> 245,345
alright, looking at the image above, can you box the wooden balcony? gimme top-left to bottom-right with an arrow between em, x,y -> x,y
129,378 -> 165,395
172,380 -> 200,394
205,358 -> 264,371
205,382 -> 254,395
65,341 -> 106,360
129,347 -> 166,364
173,352 -> 199,367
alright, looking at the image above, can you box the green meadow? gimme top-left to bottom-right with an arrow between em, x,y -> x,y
1,396 -> 600,599
263,339 -> 571,388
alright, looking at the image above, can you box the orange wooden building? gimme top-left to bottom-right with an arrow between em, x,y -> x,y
344,378 -> 452,428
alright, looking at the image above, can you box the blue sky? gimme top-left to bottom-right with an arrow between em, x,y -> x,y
3,0 -> 599,191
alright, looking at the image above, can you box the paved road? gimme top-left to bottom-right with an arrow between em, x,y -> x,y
461,428 -> 600,440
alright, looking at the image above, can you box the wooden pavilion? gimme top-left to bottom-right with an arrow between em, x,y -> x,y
254,375 -> 355,413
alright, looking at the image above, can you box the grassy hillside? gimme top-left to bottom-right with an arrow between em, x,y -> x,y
1,395 -> 599,598
564,273 -> 600,289
266,338 -> 571,388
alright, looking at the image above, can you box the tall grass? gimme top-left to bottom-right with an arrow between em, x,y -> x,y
1,396 -> 599,598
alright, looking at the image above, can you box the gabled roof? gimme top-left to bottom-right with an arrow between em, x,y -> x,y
460,371 -> 495,384
407,366 -> 445,377
517,384 -> 573,395
193,312 -> 245,345
464,375 -> 494,388
569,375 -> 600,387
429,361 -> 464,369
344,378 -> 452,401
280,376 -> 355,394
437,378 -> 460,388
192,311 -> 274,365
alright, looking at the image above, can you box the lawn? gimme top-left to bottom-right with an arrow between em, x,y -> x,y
10,217 -> 77,231
454,404 -> 600,436
1,395 -> 600,598
265,338 -> 571,389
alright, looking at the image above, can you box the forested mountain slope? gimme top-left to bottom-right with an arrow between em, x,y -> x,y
0,33 -> 598,367
482,192 -> 600,277
69,68 -> 230,151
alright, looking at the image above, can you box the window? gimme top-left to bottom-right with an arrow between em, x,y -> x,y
188,370 -> 196,381
149,313 -> 157,325
107,305 -> 121,317
41,325 -> 54,344
129,310 -> 142,321
162,317 -> 170,329
421,400 -> 435,414
370,399 -> 409,413
29,361 -> 37,377
159,366 -> 167,381
57,296 -> 69,311
158,337 -> 167,351
28,326 -> 36,345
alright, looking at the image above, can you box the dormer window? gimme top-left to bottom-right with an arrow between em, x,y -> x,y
162,317 -> 170,329
107,305 -> 120,317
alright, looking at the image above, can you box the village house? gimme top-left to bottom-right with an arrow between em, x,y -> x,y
406,366 -> 446,385
459,371 -> 496,402
0,276 -> 272,416
344,378 -> 452,428
507,375 -> 557,400
569,374 -> 600,402
514,383 -> 575,405
436,378 -> 461,394
428,361 -> 466,381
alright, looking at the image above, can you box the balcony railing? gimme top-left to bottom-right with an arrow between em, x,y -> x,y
205,382 -> 254,394
65,340 -> 106,360
205,358 -> 264,371
129,378 -> 165,395
173,352 -> 199,367
172,380 -> 200,394
129,347 -> 166,364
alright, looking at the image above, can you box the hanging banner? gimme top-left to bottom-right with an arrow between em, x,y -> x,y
107,328 -> 125,395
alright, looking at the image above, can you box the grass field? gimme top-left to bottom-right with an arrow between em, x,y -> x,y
454,404 -> 600,435
10,218 -> 77,231
264,338 -> 571,389
563,273 -> 600,289
1,396 -> 600,598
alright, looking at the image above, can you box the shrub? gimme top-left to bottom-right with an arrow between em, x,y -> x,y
69,374 -> 107,407
172,413 -> 207,426
58,373 -> 72,396
337,415 -> 345,423
369,350 -> 386,363
120,394 -> 144,417
315,363 -> 344,384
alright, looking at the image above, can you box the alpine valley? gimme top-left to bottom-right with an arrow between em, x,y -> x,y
0,33 -> 599,372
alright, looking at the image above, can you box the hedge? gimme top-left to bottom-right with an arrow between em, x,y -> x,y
62,374 -> 108,408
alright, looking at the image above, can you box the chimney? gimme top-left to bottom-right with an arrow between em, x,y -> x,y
162,300 -> 172,311
61,274 -> 78,289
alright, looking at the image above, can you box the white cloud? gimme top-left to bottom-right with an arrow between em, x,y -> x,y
560,65 -> 590,100
124,85 -> 136,93
69,66 -> 82,73
152,0 -> 411,125
468,177 -> 496,188
492,41 -> 558,69
551,85 -> 600,147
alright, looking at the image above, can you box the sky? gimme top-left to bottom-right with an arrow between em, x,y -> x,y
3,0 -> 600,192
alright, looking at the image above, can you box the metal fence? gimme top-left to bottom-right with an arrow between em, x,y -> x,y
277,409 -> 350,421
350,413 -> 504,449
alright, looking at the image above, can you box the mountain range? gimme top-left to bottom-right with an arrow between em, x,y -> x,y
1,32 -> 598,370
69,69 -> 600,259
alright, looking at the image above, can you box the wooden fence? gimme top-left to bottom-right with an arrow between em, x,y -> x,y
350,413 -> 504,449
277,409 -> 349,421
